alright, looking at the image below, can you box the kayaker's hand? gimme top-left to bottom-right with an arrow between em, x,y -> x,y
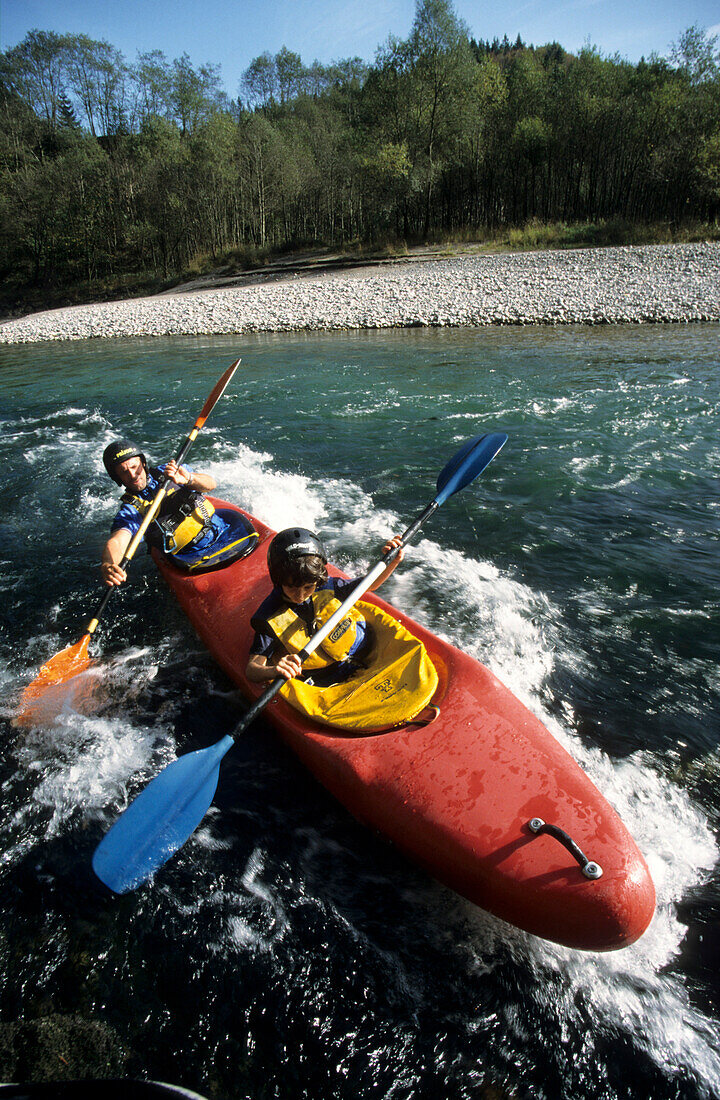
101,561 -> 127,587
383,535 -> 404,562
165,460 -> 189,486
368,534 -> 405,593
274,653 -> 303,680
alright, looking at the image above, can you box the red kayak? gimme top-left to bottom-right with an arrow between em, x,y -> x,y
155,500 -> 655,951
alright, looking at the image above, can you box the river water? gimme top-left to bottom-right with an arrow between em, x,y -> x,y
1,326 -> 718,1099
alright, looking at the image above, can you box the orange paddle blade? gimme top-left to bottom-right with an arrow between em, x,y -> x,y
193,358 -> 240,431
18,634 -> 93,715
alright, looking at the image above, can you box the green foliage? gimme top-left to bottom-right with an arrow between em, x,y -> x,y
512,116 -> 549,166
362,142 -> 412,180
670,25 -> 720,85
1,8 -> 719,308
698,130 -> 720,200
57,93 -> 80,131
170,52 -> 227,134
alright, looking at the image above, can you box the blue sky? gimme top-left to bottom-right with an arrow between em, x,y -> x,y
2,0 -> 719,99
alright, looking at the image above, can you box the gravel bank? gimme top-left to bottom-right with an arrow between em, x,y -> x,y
1,243 -> 719,344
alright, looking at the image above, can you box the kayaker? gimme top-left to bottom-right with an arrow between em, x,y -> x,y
245,527 -> 404,684
100,439 -> 230,586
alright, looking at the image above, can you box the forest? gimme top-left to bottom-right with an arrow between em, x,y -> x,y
1,0 -> 719,310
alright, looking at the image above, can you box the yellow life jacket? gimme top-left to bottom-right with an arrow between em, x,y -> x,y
263,588 -> 365,670
279,599 -> 439,731
122,482 -> 215,554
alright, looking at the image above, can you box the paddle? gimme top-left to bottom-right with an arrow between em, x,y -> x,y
92,430 -> 508,894
18,359 -> 241,719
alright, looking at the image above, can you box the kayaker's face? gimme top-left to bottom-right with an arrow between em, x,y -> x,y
281,581 -> 317,605
115,456 -> 147,491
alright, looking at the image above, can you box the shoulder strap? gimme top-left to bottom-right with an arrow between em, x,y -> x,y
250,590 -> 284,634
120,468 -> 174,508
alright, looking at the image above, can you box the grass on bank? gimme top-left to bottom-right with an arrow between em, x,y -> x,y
422,218 -> 720,253
2,219 -> 719,319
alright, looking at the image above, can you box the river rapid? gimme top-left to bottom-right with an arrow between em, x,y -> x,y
1,326 -> 718,1099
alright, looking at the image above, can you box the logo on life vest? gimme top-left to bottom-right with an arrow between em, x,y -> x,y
329,618 -> 351,642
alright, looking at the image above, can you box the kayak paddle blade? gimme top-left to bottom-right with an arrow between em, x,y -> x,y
193,358 -> 241,431
92,734 -> 235,894
16,633 -> 93,724
434,432 -> 508,506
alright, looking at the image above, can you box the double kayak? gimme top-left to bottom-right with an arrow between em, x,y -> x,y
154,500 -> 655,951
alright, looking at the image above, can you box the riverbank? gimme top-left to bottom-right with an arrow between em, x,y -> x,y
1,242 -> 718,344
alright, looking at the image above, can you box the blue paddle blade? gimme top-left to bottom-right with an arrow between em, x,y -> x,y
434,431 -> 508,505
92,734 -> 235,894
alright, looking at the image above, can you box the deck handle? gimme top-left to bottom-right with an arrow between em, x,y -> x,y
527,818 -> 603,879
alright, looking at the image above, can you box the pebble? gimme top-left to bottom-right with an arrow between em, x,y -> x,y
1,244 -> 718,344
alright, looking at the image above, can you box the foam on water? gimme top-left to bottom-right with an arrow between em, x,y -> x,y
1,616 -> 197,885
228,847 -> 291,951
8,414 -> 113,471
1,702 -> 173,881
205,441 -> 330,532
151,845 -> 291,956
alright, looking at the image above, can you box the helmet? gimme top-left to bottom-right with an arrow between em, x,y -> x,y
267,528 -> 327,587
103,440 -> 147,484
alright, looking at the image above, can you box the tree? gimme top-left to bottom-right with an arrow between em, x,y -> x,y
58,91 -> 80,130
130,50 -> 173,123
238,112 -> 284,245
275,46 -> 304,103
1,4 -> 719,308
670,25 -> 719,85
170,53 -> 226,135
65,34 -> 128,136
697,129 -> 720,215
367,0 -> 477,234
241,52 -> 277,108
0,29 -> 72,128
132,116 -> 189,274
186,112 -> 239,256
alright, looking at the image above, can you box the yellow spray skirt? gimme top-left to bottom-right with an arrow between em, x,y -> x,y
280,600 -> 439,731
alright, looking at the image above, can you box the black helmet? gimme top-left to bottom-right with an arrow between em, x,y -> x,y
103,439 -> 147,484
267,528 -> 327,587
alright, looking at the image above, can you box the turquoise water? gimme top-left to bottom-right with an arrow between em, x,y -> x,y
1,326 -> 719,1098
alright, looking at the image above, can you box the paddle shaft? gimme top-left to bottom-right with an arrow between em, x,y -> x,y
85,359 -> 241,639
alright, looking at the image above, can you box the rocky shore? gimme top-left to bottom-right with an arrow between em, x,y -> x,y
1,243 -> 718,344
